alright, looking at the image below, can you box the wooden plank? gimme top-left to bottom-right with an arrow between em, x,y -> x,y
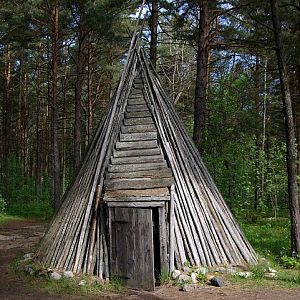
121,124 -> 156,134
130,89 -> 143,95
106,168 -> 173,179
104,188 -> 170,198
124,117 -> 153,126
159,206 -> 168,272
105,196 -> 170,202
108,162 -> 168,173
133,83 -> 143,89
110,154 -> 163,165
125,110 -> 151,118
104,177 -> 174,190
107,201 -> 165,208
127,98 -> 146,105
113,148 -> 160,158
126,105 -> 149,112
119,132 -> 157,142
115,140 -> 157,150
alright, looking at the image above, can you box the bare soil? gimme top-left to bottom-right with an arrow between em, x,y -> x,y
0,219 -> 300,300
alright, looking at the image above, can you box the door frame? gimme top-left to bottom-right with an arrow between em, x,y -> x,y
107,201 -> 168,289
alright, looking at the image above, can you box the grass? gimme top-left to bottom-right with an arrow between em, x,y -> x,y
239,217 -> 291,259
4,200 -> 53,223
0,213 -> 24,224
11,259 -> 125,297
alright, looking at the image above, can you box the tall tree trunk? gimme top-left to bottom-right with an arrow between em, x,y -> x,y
2,44 -> 11,163
149,0 -> 159,69
193,0 -> 209,153
254,56 -> 260,211
74,18 -> 86,172
50,1 -> 61,210
271,0 -> 300,255
87,32 -> 93,145
35,44 -> 43,194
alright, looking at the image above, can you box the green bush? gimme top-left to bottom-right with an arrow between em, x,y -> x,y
279,255 -> 300,269
0,194 -> 7,213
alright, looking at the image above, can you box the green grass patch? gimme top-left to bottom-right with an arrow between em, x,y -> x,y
239,217 -> 291,259
6,201 -> 53,222
0,213 -> 24,224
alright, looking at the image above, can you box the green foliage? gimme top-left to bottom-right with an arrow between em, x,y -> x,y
279,256 -> 300,269
0,194 -> 7,213
158,268 -> 171,285
0,155 -> 53,221
196,273 -> 206,283
240,217 -> 290,259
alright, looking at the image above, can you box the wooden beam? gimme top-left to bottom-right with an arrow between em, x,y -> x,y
106,201 -> 166,208
128,98 -> 146,105
110,154 -> 163,165
125,110 -> 151,118
108,161 -> 168,172
104,188 -> 169,198
124,117 -> 153,126
119,132 -> 157,142
104,177 -> 174,190
121,124 -> 156,134
115,140 -> 158,150
113,148 -> 160,158
106,168 -> 173,179
126,105 -> 149,112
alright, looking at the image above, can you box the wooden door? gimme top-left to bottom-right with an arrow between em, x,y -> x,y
109,207 -> 155,291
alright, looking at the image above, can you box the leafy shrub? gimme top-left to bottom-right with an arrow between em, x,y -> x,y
0,194 -> 7,213
279,255 -> 300,269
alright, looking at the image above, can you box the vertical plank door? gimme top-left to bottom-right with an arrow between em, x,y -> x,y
109,207 -> 155,291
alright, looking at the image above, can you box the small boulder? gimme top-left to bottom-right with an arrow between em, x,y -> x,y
63,271 -> 74,279
196,267 -> 208,274
236,271 -> 252,279
23,253 -> 33,261
268,267 -> 277,274
226,268 -> 237,275
24,265 -> 34,276
178,274 -> 191,283
181,284 -> 194,292
172,269 -> 181,279
190,272 -> 198,284
50,272 -> 61,280
264,272 -> 277,279
214,266 -> 227,274
78,280 -> 87,286
210,277 -> 224,287
183,266 -> 191,273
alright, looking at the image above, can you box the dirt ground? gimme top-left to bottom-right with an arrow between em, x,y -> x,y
0,220 -> 300,300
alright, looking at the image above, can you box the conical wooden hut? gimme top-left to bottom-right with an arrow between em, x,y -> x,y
36,35 -> 256,291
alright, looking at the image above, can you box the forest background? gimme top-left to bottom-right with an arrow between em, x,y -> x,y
0,0 -> 299,262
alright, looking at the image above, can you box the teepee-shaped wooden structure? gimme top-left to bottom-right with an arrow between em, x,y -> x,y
36,35 -> 256,290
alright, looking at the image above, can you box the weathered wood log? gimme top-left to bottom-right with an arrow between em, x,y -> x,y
126,104 -> 149,112
108,161 -> 168,173
113,148 -> 160,158
104,177 -> 173,190
119,132 -> 157,142
115,140 -> 158,150
121,124 -> 156,134
124,117 -> 153,126
125,110 -> 151,118
104,187 -> 169,198
110,154 -> 163,165
105,168 -> 173,179
127,97 -> 146,105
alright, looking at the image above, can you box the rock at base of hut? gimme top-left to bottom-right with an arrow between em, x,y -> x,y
50,272 -> 61,280
268,267 -> 277,274
181,284 -> 194,292
196,267 -> 208,274
172,269 -> 181,279
264,272 -> 277,279
210,277 -> 224,287
236,271 -> 252,279
63,271 -> 74,279
190,272 -> 198,284
178,274 -> 191,283
24,265 -> 34,276
23,253 -> 34,261
78,280 -> 87,286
